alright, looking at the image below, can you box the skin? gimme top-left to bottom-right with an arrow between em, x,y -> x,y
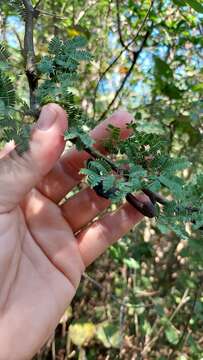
0,104 -> 144,360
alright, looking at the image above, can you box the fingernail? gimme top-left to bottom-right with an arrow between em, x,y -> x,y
37,105 -> 57,130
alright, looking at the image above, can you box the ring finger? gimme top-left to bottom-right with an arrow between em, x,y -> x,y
61,187 -> 110,232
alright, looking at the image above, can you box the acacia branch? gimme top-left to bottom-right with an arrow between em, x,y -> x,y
22,0 -> 38,112
78,139 -> 203,225
93,0 -> 154,116
98,29 -> 151,122
116,0 -> 130,51
34,0 -> 42,9
78,139 -> 157,218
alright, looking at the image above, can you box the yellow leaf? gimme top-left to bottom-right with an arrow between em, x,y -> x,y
69,322 -> 96,346
67,28 -> 81,37
119,66 -> 129,74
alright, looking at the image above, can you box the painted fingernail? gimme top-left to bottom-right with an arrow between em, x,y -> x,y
37,105 -> 57,130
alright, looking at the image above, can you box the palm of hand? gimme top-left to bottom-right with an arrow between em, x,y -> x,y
0,190 -> 83,359
0,105 -> 143,360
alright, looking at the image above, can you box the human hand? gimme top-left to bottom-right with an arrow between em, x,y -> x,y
0,104 -> 143,360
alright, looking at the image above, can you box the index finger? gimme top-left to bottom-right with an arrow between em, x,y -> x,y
37,109 -> 133,203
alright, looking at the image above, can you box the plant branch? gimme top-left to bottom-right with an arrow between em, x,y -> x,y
98,29 -> 151,122
116,0 -> 130,52
168,285 -> 200,360
77,140 -> 202,225
141,288 -> 190,356
80,141 -> 157,218
93,0 -> 154,117
22,0 -> 38,112
12,28 -> 24,56
83,272 -> 157,307
34,0 -> 43,9
33,9 -> 70,20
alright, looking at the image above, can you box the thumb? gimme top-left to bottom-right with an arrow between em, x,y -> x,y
0,103 -> 68,213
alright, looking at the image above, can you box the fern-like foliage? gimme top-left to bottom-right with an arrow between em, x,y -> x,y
37,36 -> 92,128
0,35 -> 202,241
0,40 -> 32,153
0,71 -> 15,109
0,36 -> 93,153
78,126 -> 203,238
0,43 -> 10,63
39,61 -> 203,236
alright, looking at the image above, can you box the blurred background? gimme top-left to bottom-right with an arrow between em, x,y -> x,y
0,0 -> 203,359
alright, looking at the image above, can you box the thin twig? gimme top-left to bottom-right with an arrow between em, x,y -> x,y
116,0 -> 130,52
34,9 -> 69,20
82,272 -> 157,307
12,28 -> 24,56
141,288 -> 190,356
120,0 -> 154,53
98,29 -> 151,122
168,286 -> 200,360
93,0 -> 154,116
34,0 -> 43,9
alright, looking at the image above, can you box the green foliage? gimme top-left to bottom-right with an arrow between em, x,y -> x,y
0,52 -> 31,153
1,2 -> 203,357
0,71 -> 15,109
154,57 -> 182,99
0,43 -> 10,63
165,323 -> 179,345
184,0 -> 203,13
10,0 -> 27,19
0,26 -> 202,237
171,1 -> 203,15
78,126 -> 202,238
37,36 -> 92,117
0,36 -> 93,153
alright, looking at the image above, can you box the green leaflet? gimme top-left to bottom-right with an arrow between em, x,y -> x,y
0,71 -> 15,108
79,168 -> 101,187
87,159 -> 112,175
184,0 -> 203,13
48,37 -> 63,54
37,36 -> 92,129
0,43 -> 10,62
154,56 -> 182,99
102,175 -> 116,192
172,0 -> 203,13
159,174 -> 184,195
161,158 -> 191,173
165,324 -> 179,345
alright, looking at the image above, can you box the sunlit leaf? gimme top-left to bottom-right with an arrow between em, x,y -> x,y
96,322 -> 121,349
165,324 -> 179,345
185,0 -> 203,13
69,322 -> 96,346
